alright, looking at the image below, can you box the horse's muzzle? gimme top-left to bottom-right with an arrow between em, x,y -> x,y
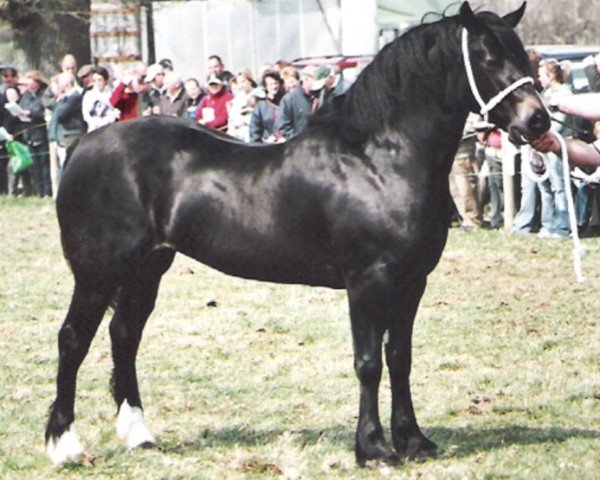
509,107 -> 551,145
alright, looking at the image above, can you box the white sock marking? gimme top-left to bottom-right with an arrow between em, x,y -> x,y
116,400 -> 155,449
46,425 -> 86,466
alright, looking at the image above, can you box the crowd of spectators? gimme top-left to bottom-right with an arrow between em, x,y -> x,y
450,51 -> 600,238
2,49 -> 600,241
0,53 -> 350,198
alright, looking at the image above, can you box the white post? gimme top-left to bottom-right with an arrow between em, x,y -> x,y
341,0 -> 378,55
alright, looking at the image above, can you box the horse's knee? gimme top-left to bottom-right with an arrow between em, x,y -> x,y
355,354 -> 383,385
58,324 -> 91,364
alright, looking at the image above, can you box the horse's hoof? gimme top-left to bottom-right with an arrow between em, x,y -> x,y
405,436 -> 438,460
46,425 -> 88,466
116,400 -> 156,450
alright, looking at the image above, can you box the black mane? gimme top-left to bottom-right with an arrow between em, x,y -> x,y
306,8 -> 524,146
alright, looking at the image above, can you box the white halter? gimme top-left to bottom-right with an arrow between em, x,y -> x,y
461,28 -> 534,121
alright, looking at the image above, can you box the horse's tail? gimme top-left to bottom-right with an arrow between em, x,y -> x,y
63,136 -> 82,170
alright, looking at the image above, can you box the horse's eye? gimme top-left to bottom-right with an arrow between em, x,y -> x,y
484,57 -> 504,69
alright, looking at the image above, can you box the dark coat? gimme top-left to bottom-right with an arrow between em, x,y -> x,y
277,87 -> 313,140
54,90 -> 86,145
19,89 -> 49,146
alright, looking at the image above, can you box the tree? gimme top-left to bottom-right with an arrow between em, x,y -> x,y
0,0 -> 91,74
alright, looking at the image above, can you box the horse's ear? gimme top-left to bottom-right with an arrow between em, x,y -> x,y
502,2 -> 526,28
458,1 -> 478,30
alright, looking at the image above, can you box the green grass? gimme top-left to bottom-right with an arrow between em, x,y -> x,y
0,197 -> 598,479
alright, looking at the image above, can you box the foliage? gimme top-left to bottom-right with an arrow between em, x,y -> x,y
0,197 -> 598,479
475,0 -> 600,45
0,0 -> 90,72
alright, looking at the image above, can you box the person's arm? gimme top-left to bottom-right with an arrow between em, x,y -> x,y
550,92 -> 600,121
531,132 -> 600,168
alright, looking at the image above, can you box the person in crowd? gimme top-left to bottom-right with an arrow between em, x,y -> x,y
158,71 -> 189,117
42,54 -> 80,196
449,113 -> 483,230
311,65 -> 352,109
142,63 -> 165,116
540,59 -> 573,237
206,55 -> 233,85
281,65 -> 300,93
110,65 -> 146,121
60,54 -> 77,75
82,66 -> 117,132
227,69 -> 257,141
53,72 -> 86,181
278,65 -> 320,140
0,67 -> 20,193
477,127 -> 504,229
249,70 -> 284,143
195,75 -> 233,131
3,85 -> 32,196
159,58 -> 174,73
583,53 -> 600,93
77,64 -> 95,92
513,59 -> 573,237
183,77 -> 205,120
18,70 -> 52,197
1,66 -> 19,94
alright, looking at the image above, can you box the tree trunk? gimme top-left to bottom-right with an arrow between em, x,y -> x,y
3,0 -> 91,74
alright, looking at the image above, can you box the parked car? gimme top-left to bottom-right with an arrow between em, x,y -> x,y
529,44 -> 600,92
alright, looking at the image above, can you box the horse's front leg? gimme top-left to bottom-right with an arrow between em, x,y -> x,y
347,269 -> 401,467
384,276 -> 437,459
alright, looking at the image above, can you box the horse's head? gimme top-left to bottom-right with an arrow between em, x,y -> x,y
458,1 -> 550,144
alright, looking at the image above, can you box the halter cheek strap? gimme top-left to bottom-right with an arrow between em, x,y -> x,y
461,28 -> 534,121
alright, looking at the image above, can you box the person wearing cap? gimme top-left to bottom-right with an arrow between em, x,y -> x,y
311,65 -> 352,110
249,70 -> 285,143
195,75 -> 233,131
142,63 -> 165,116
77,65 -> 94,92
18,70 -> 52,197
278,65 -> 320,140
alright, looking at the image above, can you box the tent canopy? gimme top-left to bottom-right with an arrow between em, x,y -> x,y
376,0 -> 458,27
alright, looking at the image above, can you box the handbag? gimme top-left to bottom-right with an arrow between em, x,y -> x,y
6,140 -> 33,174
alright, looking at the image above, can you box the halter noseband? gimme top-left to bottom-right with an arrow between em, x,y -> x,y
461,28 -> 533,121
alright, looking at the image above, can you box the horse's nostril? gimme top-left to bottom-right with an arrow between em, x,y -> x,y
528,109 -> 551,136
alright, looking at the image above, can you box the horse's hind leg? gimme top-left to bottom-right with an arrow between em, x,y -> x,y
45,283 -> 114,465
109,248 -> 175,450
384,276 -> 437,459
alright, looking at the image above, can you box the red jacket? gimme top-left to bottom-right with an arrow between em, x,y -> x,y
110,83 -> 139,121
195,88 -> 233,129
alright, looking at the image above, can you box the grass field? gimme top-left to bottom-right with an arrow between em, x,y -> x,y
0,197 -> 598,479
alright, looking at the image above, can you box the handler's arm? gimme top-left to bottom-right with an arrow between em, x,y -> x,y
531,133 -> 600,168
551,92 -> 600,121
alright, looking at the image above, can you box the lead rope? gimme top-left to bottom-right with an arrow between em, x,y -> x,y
555,132 -> 586,283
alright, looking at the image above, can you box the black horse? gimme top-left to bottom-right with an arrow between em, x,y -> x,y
46,2 -> 550,466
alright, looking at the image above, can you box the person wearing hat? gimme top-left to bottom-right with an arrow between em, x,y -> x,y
18,70 -> 52,197
77,64 -> 94,92
311,65 -> 352,110
278,65 -> 320,140
195,75 -> 233,131
249,70 -> 285,143
142,63 -> 165,116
